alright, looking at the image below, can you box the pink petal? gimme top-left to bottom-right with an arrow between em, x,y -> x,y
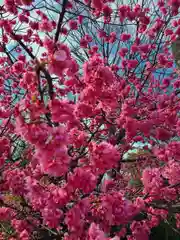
54,50 -> 67,61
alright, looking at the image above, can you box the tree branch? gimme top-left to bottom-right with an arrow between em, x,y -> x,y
54,0 -> 68,43
11,32 -> 54,100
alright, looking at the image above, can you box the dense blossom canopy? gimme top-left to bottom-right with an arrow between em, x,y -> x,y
0,0 -> 180,239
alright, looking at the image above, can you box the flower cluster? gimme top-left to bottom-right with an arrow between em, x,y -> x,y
0,0 -> 180,239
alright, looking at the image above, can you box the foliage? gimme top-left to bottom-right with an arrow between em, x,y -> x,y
0,0 -> 179,239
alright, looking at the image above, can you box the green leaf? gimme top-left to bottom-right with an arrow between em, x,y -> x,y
129,178 -> 143,187
171,37 -> 180,69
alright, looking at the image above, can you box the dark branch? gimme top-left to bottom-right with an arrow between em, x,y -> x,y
11,32 -> 54,100
54,0 -> 68,43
